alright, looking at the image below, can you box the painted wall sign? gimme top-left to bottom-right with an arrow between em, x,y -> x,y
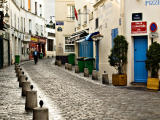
131,22 -> 147,34
56,21 -> 64,26
145,0 -> 160,6
132,13 -> 142,21
150,22 -> 157,32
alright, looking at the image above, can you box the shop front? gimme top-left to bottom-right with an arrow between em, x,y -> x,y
29,36 -> 46,60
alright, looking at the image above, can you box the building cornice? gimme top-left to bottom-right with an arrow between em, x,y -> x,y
93,0 -> 107,8
11,0 -> 20,10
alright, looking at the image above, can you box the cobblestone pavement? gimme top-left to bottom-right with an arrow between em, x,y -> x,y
21,58 -> 160,120
0,66 -> 32,120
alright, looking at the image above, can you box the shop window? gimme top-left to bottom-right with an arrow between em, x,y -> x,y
47,39 -> 54,51
65,37 -> 75,52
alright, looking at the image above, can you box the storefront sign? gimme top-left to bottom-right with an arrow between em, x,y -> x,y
39,38 -> 46,43
132,13 -> 142,21
31,37 -> 38,42
145,0 -> 160,6
150,22 -> 157,32
131,22 -> 147,34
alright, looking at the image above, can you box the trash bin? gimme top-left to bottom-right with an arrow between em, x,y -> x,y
77,57 -> 85,72
39,53 -> 43,59
84,57 -> 95,74
68,53 -> 75,65
15,55 -> 20,64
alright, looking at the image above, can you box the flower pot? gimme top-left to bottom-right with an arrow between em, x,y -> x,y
112,74 -> 127,86
147,78 -> 159,90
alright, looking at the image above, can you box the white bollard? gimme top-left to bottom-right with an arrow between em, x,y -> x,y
22,79 -> 31,96
33,100 -> 49,120
25,87 -> 37,110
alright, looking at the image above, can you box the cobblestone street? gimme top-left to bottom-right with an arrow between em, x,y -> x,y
23,59 -> 160,120
1,59 -> 160,120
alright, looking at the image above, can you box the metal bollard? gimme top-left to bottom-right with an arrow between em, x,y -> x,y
92,70 -> 98,80
22,77 -> 31,96
65,63 -> 68,69
25,85 -> 37,110
102,71 -> 109,85
68,64 -> 72,71
33,100 -> 49,120
84,68 -> 89,77
75,65 -> 79,73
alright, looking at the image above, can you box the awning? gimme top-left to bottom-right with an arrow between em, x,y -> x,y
91,33 -> 103,41
69,30 -> 88,40
76,38 -> 85,43
85,32 -> 99,41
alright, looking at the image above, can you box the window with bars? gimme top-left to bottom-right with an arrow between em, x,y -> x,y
95,18 -> 99,29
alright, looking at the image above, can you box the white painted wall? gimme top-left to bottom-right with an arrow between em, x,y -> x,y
122,0 -> 160,84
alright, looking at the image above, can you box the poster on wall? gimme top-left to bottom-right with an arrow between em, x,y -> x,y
131,22 -> 147,34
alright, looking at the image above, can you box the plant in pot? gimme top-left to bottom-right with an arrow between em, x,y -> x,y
145,42 -> 160,90
108,35 -> 128,86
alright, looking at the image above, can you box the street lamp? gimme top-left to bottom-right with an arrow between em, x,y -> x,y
92,34 -> 103,41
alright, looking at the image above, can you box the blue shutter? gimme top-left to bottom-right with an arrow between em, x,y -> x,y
111,28 -> 118,48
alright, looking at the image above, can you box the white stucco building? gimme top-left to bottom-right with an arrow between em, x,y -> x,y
55,0 -> 75,61
121,0 -> 160,84
9,0 -> 46,63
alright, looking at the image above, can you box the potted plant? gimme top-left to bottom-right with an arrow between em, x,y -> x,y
145,42 -> 160,90
108,35 -> 128,86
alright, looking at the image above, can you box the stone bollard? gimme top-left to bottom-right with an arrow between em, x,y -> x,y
19,74 -> 26,87
33,100 -> 49,120
17,68 -> 22,78
92,70 -> 98,80
15,63 -> 19,70
55,60 -> 57,65
16,67 -> 21,77
84,68 -> 89,77
68,64 -> 72,71
65,63 -> 68,69
75,65 -> 79,73
22,77 -> 31,96
102,71 -> 109,85
25,85 -> 37,110
57,60 -> 62,66
18,71 -> 24,82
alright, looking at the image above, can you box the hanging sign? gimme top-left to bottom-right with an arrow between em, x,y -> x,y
150,22 -> 157,32
131,22 -> 147,34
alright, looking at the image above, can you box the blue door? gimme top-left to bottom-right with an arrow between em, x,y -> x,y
134,36 -> 148,83
96,41 -> 99,71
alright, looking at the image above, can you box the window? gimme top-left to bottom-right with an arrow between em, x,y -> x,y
35,2 -> 37,15
67,5 -> 75,20
78,9 -> 81,26
65,37 -> 75,52
40,4 -> 42,17
83,6 -> 87,24
29,19 -> 32,34
95,18 -> 98,29
24,18 -> 25,32
21,17 -> 23,32
28,0 -> 31,11
111,28 -> 118,47
47,39 -> 54,51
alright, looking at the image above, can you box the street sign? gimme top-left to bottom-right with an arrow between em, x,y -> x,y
131,22 -> 147,34
149,32 -> 158,38
132,13 -> 142,21
150,22 -> 157,32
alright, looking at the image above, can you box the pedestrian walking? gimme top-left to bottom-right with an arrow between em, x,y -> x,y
33,49 -> 38,64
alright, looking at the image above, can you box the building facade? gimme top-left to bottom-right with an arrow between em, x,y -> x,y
121,0 -> 160,84
55,0 -> 75,61
9,0 -> 46,63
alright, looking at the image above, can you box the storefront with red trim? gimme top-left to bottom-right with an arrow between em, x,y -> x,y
29,36 -> 46,60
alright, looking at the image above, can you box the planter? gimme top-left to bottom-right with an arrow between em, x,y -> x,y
147,78 -> 159,90
112,74 -> 127,86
